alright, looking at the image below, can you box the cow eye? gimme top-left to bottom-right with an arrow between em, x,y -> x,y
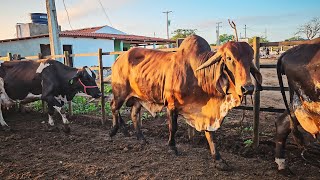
227,57 -> 232,61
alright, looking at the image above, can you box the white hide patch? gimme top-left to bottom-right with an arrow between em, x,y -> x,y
55,95 -> 68,104
53,106 -> 69,124
25,93 -> 42,99
275,158 -> 286,170
0,78 -> 14,108
36,63 -> 50,73
205,95 -> 239,132
48,114 -> 54,126
0,104 -> 8,126
85,68 -> 93,77
206,119 -> 221,131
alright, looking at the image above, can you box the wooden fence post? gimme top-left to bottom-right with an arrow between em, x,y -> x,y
7,53 -> 12,61
252,37 -> 261,148
98,48 -> 106,125
64,51 -> 73,116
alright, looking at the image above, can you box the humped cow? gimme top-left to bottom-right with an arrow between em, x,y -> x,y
0,59 -> 101,132
275,37 -> 320,174
110,35 -> 262,170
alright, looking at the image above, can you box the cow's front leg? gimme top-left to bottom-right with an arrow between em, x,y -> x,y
167,108 -> 178,155
205,131 -> 229,171
45,96 -> 70,133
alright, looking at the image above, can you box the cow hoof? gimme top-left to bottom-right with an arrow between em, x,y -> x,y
45,125 -> 59,132
109,126 -> 119,137
2,126 -> 12,132
137,135 -> 148,145
62,125 -> 71,134
214,159 -> 230,171
278,168 -> 295,177
168,146 -> 179,155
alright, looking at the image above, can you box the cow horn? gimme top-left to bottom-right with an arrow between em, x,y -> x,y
196,52 -> 222,71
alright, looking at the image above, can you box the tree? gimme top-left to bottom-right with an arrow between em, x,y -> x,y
171,29 -> 197,41
284,36 -> 305,41
295,17 -> 320,40
219,34 -> 233,44
248,37 -> 269,44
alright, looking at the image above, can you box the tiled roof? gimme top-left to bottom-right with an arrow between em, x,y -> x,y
0,26 -> 174,44
60,31 -> 174,43
63,26 -> 105,33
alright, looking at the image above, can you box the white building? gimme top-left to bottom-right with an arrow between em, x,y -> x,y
0,25 -> 173,67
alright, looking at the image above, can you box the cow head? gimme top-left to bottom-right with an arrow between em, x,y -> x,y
71,67 -> 102,98
197,41 -> 262,97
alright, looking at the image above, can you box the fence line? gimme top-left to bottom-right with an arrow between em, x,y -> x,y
1,38 -> 311,145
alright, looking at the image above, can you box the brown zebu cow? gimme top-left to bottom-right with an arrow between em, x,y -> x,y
110,35 -> 262,170
276,37 -> 320,173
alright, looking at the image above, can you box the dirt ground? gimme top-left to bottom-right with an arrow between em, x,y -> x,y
0,59 -> 320,179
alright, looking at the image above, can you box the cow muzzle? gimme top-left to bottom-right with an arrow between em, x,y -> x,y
241,84 -> 254,95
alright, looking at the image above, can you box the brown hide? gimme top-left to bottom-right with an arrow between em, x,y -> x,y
111,35 -> 258,131
278,40 -> 320,136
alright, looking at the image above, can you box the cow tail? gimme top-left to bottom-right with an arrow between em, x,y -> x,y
277,54 -> 292,118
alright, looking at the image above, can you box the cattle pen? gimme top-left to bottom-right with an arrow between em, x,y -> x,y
0,37 -> 311,147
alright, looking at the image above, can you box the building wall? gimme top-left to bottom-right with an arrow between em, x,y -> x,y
95,26 -> 126,35
60,37 -> 115,67
0,37 -> 116,67
0,37 -> 49,57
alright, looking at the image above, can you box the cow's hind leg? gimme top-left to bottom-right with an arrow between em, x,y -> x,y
274,111 -> 295,176
205,131 -> 229,171
110,98 -> 126,137
0,104 -> 10,131
130,101 -> 146,142
167,108 -> 178,155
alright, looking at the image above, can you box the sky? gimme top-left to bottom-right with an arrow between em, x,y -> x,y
0,0 -> 319,44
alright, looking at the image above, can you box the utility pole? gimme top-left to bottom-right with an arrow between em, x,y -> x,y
244,24 -> 247,38
46,0 -> 62,62
264,28 -> 267,39
162,11 -> 172,39
216,22 -> 222,45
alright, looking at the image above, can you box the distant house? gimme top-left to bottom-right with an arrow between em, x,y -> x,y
0,24 -> 173,67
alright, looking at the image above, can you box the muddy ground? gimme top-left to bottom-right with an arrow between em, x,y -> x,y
0,59 -> 320,179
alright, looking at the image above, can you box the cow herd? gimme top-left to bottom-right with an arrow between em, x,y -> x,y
0,35 -> 319,176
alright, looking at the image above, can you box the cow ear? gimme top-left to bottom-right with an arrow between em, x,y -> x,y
250,63 -> 263,91
216,72 -> 229,94
215,63 -> 229,94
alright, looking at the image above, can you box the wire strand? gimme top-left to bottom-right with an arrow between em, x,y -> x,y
63,0 -> 73,30
97,0 -> 113,27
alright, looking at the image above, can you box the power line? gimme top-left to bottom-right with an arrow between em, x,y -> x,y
97,0 -> 113,27
63,0 -> 73,30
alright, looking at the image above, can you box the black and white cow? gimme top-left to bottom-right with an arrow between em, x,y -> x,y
0,59 -> 101,132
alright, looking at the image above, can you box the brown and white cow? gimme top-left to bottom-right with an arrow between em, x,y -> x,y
276,37 -> 320,174
110,35 -> 262,170
0,59 -> 101,132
